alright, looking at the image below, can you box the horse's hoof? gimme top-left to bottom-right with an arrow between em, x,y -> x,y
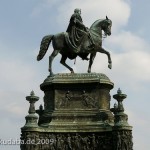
48,69 -> 54,76
108,64 -> 112,69
87,70 -> 91,73
37,55 -> 40,61
49,73 -> 54,77
71,71 -> 74,74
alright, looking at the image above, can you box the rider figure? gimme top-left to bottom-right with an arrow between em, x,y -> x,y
66,8 -> 95,50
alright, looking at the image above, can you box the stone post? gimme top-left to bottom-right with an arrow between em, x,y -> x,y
21,91 -> 39,150
111,88 -> 133,150
22,91 -> 39,128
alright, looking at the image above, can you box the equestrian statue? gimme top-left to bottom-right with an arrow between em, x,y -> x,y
37,8 -> 112,76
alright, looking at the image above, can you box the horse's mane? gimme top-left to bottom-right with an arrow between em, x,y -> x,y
90,19 -> 104,29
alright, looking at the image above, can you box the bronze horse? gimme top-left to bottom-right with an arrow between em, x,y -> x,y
37,16 -> 112,76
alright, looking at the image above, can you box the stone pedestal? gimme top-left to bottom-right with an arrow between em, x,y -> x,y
21,73 -> 133,150
39,73 -> 114,132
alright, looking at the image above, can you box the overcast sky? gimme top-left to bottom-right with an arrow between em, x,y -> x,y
0,0 -> 150,150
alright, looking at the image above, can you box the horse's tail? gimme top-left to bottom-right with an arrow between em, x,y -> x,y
37,35 -> 54,61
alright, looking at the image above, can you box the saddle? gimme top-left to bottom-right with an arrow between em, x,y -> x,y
65,27 -> 91,54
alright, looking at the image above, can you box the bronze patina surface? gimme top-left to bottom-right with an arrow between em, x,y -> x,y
37,9 -> 112,76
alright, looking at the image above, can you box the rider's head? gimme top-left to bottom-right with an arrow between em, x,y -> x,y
74,8 -> 81,15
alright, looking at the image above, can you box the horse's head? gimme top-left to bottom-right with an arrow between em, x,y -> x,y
90,16 -> 112,36
102,16 -> 112,36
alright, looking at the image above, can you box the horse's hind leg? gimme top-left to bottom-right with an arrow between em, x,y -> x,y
49,49 -> 59,76
88,53 -> 96,73
60,55 -> 74,73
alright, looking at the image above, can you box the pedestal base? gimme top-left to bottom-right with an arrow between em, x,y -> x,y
21,73 -> 115,150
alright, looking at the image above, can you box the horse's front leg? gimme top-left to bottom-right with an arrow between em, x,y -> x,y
98,47 -> 112,69
88,53 -> 96,73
